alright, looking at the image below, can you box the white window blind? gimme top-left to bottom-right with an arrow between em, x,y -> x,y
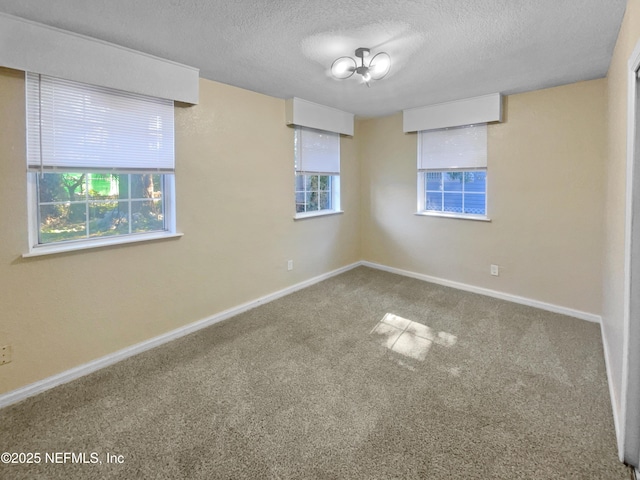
418,124 -> 487,170
26,72 -> 175,172
295,126 -> 340,174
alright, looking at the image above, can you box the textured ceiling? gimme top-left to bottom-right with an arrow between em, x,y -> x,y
0,0 -> 627,117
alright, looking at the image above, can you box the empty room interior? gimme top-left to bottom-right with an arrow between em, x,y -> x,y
3,0 -> 640,478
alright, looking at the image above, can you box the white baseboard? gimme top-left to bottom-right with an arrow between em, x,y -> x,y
361,261 -> 602,323
0,262 -> 361,409
0,260 -> 603,410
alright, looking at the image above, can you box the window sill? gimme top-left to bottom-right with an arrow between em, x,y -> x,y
414,211 -> 491,222
294,210 -> 344,221
23,231 -> 183,258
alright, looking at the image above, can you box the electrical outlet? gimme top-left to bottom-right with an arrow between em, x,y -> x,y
490,264 -> 499,276
287,260 -> 293,271
1,345 -> 12,365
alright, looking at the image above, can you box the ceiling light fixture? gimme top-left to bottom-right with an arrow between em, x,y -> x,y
331,47 -> 391,87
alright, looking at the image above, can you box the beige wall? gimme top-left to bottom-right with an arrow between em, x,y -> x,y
0,68 -> 360,394
360,79 -> 607,315
0,47 -> 615,398
603,0 -> 640,421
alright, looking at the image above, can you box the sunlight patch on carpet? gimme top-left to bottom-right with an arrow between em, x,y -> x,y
370,313 -> 457,361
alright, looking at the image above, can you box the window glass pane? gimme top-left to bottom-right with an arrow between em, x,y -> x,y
426,172 -> 442,191
319,176 -> 331,192
37,173 -> 88,244
131,200 -> 164,233
36,172 -> 168,245
305,192 -> 318,211
443,193 -> 463,213
319,192 -> 331,210
463,193 -> 486,215
426,192 -> 442,211
39,203 -> 86,244
130,174 -> 161,200
464,171 -> 486,192
443,172 -> 463,192
117,174 -> 130,199
294,173 -> 335,214
422,169 -> 486,216
152,175 -> 162,193
39,173 -> 87,202
87,174 -> 120,201
305,175 -> 316,190
89,201 -> 129,237
38,173 -> 77,202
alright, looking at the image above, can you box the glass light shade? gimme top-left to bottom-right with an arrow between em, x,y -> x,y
331,56 -> 356,79
369,52 -> 391,80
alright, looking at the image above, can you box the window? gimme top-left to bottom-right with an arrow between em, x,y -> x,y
294,126 -> 341,218
417,124 -> 488,220
25,73 -> 177,255
295,174 -> 335,212
424,170 -> 487,215
35,173 -> 166,243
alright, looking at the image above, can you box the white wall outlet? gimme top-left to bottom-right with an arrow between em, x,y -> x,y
490,264 -> 499,276
287,260 -> 293,271
1,345 -> 12,365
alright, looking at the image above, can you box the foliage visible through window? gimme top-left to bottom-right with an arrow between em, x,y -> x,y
295,174 -> 333,213
424,170 -> 486,215
37,173 -> 165,244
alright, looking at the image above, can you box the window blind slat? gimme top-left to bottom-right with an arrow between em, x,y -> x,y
418,124 -> 487,170
26,73 -> 175,172
295,126 -> 340,174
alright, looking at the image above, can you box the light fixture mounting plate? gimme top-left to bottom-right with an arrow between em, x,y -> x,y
355,47 -> 370,59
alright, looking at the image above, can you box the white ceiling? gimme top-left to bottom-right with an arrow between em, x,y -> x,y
0,0 -> 627,117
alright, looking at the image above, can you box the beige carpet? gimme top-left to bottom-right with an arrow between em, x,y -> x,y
0,267 -> 630,479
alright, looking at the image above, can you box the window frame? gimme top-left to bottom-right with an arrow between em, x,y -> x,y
23,73 -> 180,257
416,168 -> 490,221
293,126 -> 342,220
25,173 -> 180,257
416,124 -> 490,222
294,173 -> 341,219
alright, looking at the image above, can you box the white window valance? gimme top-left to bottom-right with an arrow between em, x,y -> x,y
1,13 -> 199,104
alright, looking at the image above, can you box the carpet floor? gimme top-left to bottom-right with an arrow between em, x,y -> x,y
0,267 -> 631,479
